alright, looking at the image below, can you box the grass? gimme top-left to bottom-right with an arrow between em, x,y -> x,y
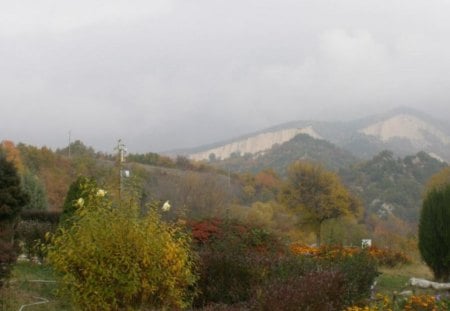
0,262 -> 71,311
375,261 -> 437,299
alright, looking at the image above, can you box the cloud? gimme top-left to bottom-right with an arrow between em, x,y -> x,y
0,0 -> 173,36
2,0 -> 450,152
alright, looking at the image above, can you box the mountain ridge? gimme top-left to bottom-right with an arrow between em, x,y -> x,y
173,107 -> 450,162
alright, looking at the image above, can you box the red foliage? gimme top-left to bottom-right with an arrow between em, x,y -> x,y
189,218 -> 222,243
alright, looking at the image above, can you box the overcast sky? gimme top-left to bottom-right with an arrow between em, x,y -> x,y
1,0 -> 450,153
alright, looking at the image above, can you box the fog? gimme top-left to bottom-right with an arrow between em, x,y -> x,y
1,0 -> 450,152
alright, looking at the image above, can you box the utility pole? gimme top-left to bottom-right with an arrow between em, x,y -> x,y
115,139 -> 127,199
68,130 -> 71,159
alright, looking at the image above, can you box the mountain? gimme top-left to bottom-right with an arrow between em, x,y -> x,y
210,134 -> 358,175
176,107 -> 450,164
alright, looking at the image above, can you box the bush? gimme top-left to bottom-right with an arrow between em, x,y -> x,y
250,252 -> 378,309
17,210 -> 61,261
46,183 -> 197,310
330,251 -> 379,306
251,270 -> 346,311
16,220 -> 55,261
290,244 -> 411,267
20,209 -> 61,223
191,219 -> 378,309
190,218 -> 285,307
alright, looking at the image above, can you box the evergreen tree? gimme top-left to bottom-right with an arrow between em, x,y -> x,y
0,153 -> 29,286
419,184 -> 450,281
60,176 -> 97,224
22,171 -> 48,210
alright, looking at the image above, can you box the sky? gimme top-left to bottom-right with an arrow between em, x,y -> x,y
1,0 -> 450,153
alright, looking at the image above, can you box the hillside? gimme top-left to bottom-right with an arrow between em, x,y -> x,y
178,107 -> 450,163
210,134 -> 359,175
339,150 -> 447,222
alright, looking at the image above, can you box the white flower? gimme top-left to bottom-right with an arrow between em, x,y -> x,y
96,189 -> 107,197
162,200 -> 171,212
76,198 -> 84,207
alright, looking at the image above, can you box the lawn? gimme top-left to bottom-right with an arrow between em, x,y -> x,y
0,262 -> 71,311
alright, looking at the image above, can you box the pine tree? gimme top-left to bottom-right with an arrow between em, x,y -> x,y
60,176 -> 97,225
0,153 -> 29,286
419,184 -> 450,281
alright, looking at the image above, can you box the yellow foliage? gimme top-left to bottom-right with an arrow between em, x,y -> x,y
46,186 -> 196,310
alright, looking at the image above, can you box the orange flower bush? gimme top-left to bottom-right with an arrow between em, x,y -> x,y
347,293 -> 450,310
404,295 -> 447,311
290,244 -> 411,267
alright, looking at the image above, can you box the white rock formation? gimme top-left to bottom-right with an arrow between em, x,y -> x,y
359,114 -> 450,148
189,126 -> 322,161
409,277 -> 450,290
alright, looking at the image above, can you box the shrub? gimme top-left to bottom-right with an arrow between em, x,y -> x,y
288,245 -> 379,306
190,218 -> 285,307
251,270 -> 346,311
46,183 -> 197,310
20,209 -> 61,223
330,251 -> 379,306
16,220 -> 55,261
290,244 -> 411,267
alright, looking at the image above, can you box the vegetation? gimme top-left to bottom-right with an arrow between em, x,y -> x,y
2,138 -> 444,309
46,179 -> 197,310
0,152 -> 29,287
214,133 -> 359,175
60,176 -> 98,224
419,183 -> 450,282
340,150 -> 446,222
280,161 -> 362,245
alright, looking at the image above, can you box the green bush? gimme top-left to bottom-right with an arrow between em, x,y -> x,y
46,182 -> 197,310
329,251 -> 379,305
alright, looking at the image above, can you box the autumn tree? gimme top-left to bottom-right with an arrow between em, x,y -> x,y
0,153 -> 29,287
419,184 -> 450,281
424,166 -> 450,196
280,161 -> 361,246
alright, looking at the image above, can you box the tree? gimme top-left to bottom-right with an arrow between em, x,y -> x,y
47,181 -> 197,310
22,171 -> 48,210
418,184 -> 450,281
0,153 -> 29,287
280,161 -> 361,246
60,176 -> 97,224
424,166 -> 450,196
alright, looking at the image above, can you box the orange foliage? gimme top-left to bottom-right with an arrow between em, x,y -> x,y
404,295 -> 441,311
1,140 -> 24,173
255,169 -> 281,189
290,244 -> 411,266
